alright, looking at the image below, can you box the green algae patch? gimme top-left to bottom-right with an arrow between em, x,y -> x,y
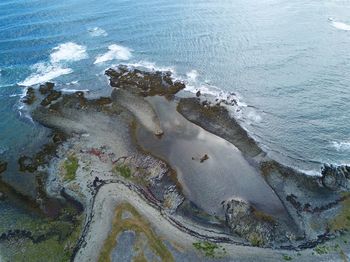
63,155 -> 79,181
193,241 -> 226,258
329,193 -> 350,232
0,208 -> 83,262
248,232 -> 265,247
114,164 -> 132,179
314,245 -> 330,255
282,254 -> 293,261
98,203 -> 173,262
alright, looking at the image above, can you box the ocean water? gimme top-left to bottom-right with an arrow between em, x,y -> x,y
0,0 -> 350,175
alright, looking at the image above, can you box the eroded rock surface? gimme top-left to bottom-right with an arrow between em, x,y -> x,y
321,164 -> 350,191
105,65 -> 185,97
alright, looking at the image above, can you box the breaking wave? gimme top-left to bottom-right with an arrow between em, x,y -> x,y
332,141 -> 350,151
329,18 -> 350,31
18,63 -> 73,86
18,42 -> 88,86
94,44 -> 132,64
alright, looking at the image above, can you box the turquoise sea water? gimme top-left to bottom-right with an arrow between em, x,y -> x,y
0,0 -> 350,175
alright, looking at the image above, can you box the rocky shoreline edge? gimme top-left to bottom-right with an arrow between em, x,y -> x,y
0,65 -> 349,261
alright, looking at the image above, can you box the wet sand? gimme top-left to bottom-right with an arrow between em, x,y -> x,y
136,96 -> 287,218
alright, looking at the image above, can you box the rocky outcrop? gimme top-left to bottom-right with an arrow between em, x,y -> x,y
39,82 -> 54,95
22,87 -> 36,105
18,156 -> 37,173
224,198 -> 291,247
41,89 -> 62,106
224,198 -> 273,246
105,65 -> 185,97
321,164 -> 350,191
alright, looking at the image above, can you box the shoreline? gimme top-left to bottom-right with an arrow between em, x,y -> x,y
0,65 -> 349,261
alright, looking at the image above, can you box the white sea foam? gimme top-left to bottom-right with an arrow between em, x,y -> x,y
299,169 -> 321,177
247,111 -> 262,123
66,80 -> 79,85
186,70 -> 198,82
125,61 -> 175,73
50,42 -> 88,63
18,63 -> 73,86
88,27 -> 108,37
330,19 -> 350,31
94,44 -> 132,64
332,141 -> 350,151
19,42 -> 88,86
61,88 -> 89,93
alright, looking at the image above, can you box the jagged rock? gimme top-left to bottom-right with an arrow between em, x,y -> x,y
41,90 -> 62,106
105,65 -> 185,97
39,82 -> 54,95
0,161 -> 7,174
18,156 -> 36,173
224,198 -> 276,247
163,185 -> 184,214
200,154 -> 209,163
22,87 -> 36,105
196,90 -> 201,97
321,164 -> 350,191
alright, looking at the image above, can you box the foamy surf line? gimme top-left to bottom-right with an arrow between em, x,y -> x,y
61,88 -> 89,93
332,141 -> 350,151
18,42 -> 88,87
121,60 -> 248,109
18,63 -> 73,87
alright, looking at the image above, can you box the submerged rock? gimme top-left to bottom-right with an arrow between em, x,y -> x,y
0,191 -> 6,201
111,88 -> 163,136
321,164 -> 350,191
0,161 -> 7,174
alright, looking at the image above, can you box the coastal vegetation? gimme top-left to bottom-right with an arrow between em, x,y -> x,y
98,203 -> 173,262
63,155 -> 79,181
192,241 -> 226,258
113,164 -> 132,179
329,193 -> 350,232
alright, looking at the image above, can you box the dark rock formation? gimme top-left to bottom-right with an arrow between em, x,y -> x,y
39,82 -> 54,95
321,164 -> 350,191
41,90 -> 62,106
0,161 -> 7,174
22,87 -> 36,105
105,65 -> 185,97
18,156 -> 37,173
